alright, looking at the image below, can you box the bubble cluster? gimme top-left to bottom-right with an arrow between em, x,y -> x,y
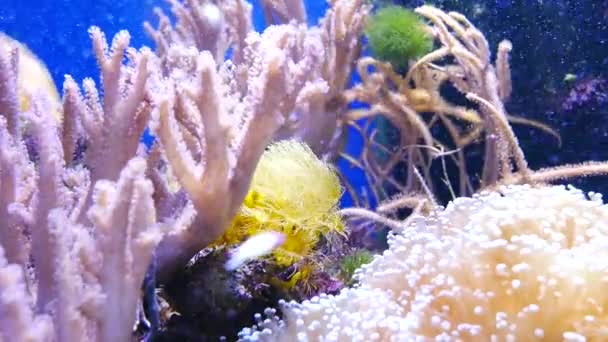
239,185 -> 608,341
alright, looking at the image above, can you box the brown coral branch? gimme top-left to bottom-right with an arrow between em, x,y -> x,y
260,0 -> 307,25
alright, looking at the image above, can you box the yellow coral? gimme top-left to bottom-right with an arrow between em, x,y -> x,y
0,32 -> 61,122
216,140 -> 343,267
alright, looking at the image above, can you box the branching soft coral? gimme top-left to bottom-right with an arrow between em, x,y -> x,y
0,30 -> 162,342
341,4 -> 608,218
149,0 -> 370,281
342,5 -> 560,204
151,46 -> 294,280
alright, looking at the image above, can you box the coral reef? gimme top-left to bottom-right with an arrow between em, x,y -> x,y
0,0 -> 370,340
238,5 -> 608,341
144,0 -> 370,281
1,0 -> 608,341
0,28 -> 160,341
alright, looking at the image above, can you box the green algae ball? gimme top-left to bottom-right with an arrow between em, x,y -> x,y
339,249 -> 373,285
365,6 -> 433,70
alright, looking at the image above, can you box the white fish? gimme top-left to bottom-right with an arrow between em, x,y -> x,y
224,231 -> 286,271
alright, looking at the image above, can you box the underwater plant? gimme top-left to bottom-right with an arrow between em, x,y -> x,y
364,5 -> 433,70
338,249 -> 373,285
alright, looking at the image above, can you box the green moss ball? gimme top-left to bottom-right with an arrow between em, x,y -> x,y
364,6 -> 433,70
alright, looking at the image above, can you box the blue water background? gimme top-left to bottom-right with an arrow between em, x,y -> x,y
0,1 -> 333,83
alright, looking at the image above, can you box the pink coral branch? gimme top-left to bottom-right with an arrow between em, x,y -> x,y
0,119 -> 30,267
65,28 -> 154,224
61,76 -> 87,164
88,157 -> 161,341
0,44 -> 21,138
0,248 -> 53,341
152,44 -> 293,279
0,47 -> 34,269
25,94 -> 68,311
261,0 -> 307,25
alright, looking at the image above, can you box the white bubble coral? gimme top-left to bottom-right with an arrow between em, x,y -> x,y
240,184 -> 608,341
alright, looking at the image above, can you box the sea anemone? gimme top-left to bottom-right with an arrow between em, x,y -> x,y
239,184 -> 608,341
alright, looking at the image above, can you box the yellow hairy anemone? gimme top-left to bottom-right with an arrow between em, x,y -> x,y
0,32 -> 61,122
239,184 -> 608,341
216,140 -> 344,274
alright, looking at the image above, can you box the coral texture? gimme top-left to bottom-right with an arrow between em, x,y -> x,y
0,0 -> 370,340
240,184 -> 608,341
0,28 -> 161,341
145,0 -> 370,280
2,1 -> 608,341
218,140 -> 344,267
